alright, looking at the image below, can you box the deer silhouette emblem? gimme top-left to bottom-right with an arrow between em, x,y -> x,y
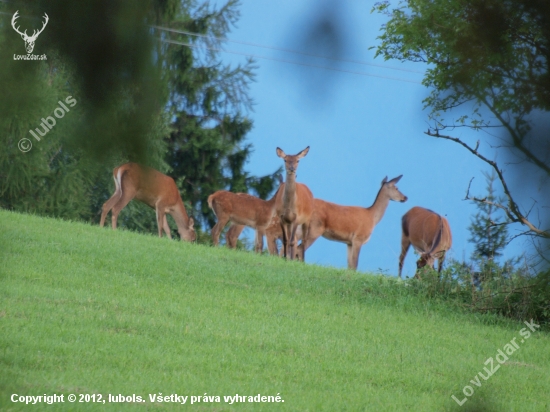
12,10 -> 49,54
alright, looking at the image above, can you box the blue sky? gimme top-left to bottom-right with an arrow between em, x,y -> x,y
208,0 -> 527,277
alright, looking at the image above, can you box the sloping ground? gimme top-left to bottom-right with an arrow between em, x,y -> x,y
0,210 -> 548,411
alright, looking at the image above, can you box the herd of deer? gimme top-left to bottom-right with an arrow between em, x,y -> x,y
99,147 -> 452,278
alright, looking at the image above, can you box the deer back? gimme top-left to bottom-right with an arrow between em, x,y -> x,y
122,163 -> 181,209
402,207 -> 452,255
208,191 -> 276,228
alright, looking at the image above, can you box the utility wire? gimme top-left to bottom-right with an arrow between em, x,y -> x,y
151,25 -> 425,75
159,37 -> 423,85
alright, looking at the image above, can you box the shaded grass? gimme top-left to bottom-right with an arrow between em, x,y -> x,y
0,210 -> 549,411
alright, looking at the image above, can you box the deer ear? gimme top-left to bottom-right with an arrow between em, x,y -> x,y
381,176 -> 388,185
297,146 -> 310,159
276,147 -> 286,158
188,217 -> 194,229
390,175 -> 403,184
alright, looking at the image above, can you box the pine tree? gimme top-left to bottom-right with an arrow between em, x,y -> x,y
152,1 -> 281,229
468,171 -> 510,280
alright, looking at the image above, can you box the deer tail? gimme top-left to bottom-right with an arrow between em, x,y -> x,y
207,194 -> 215,211
427,214 -> 443,257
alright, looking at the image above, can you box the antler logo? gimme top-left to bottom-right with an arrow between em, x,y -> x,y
12,10 -> 49,54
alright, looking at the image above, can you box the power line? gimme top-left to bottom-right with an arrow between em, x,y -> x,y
151,25 -> 425,75
159,37 -> 423,85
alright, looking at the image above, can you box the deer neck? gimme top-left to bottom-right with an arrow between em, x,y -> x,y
283,173 -> 298,212
267,182 -> 284,210
369,187 -> 391,225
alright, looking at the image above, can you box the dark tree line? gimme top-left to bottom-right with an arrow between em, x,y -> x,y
0,0 -> 280,241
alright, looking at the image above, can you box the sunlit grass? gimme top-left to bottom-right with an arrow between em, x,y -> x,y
1,210 -> 549,411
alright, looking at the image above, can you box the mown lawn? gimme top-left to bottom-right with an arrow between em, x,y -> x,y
1,210 -> 549,411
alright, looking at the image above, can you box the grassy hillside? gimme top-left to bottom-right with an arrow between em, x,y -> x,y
1,210 -> 549,411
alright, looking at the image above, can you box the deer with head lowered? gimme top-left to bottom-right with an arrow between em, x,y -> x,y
300,176 -> 408,270
276,146 -> 314,261
12,11 -> 49,54
99,163 -> 195,241
208,180 -> 284,253
399,206 -> 452,279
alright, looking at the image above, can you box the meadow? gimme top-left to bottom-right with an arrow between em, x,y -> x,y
1,210 -> 549,411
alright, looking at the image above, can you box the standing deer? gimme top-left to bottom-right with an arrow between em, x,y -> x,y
276,146 -> 314,261
11,11 -> 49,54
399,206 -> 452,279
99,163 -> 195,241
300,176 -> 408,270
208,184 -> 284,253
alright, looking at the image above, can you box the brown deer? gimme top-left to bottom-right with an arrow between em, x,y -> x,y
99,163 -> 195,241
276,146 -> 314,261
399,206 -> 452,279
208,185 -> 284,253
300,176 -> 408,270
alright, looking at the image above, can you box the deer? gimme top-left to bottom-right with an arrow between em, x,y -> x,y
276,146 -> 314,261
207,184 -> 284,253
12,11 -> 49,54
99,163 -> 196,242
398,206 -> 452,279
299,176 -> 408,270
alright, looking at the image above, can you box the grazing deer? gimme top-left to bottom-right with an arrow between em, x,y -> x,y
399,206 -> 452,279
99,163 -> 195,242
12,11 -> 49,54
276,146 -> 314,261
300,176 -> 408,270
208,184 -> 284,253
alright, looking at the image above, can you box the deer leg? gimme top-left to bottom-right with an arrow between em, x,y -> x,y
211,216 -> 229,246
162,215 -> 172,239
156,208 -> 167,238
254,228 -> 266,253
110,186 -> 136,230
300,220 -> 323,261
287,224 -> 299,261
399,236 -> 411,279
296,223 -> 308,261
280,220 -> 289,258
347,242 -> 362,270
266,231 -> 279,256
226,224 -> 245,249
346,244 -> 354,269
100,191 -> 121,227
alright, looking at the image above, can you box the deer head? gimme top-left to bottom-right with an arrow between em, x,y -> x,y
12,11 -> 49,54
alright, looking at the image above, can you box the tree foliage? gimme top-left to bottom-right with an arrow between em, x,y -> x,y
151,0 -> 280,228
372,0 -> 550,246
468,172 -> 509,262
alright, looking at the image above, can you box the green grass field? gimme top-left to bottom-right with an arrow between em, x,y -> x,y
1,210 -> 549,411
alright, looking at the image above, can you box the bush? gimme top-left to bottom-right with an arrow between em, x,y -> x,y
404,259 -> 550,328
